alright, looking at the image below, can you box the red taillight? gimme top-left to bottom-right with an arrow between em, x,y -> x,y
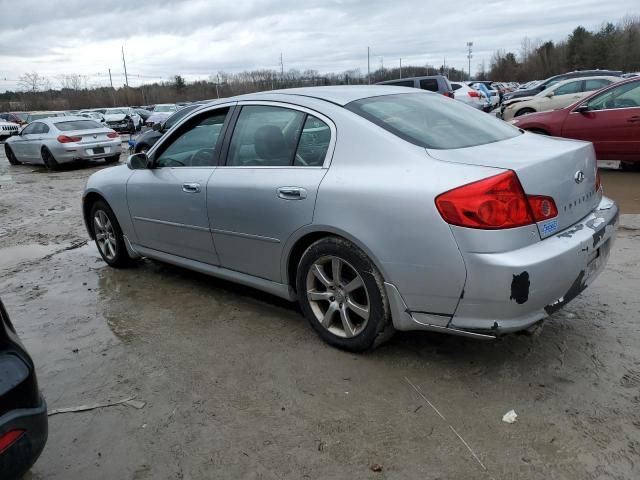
468,90 -> 480,98
435,171 -> 558,229
0,430 -> 24,454
107,132 -> 119,139
443,91 -> 454,98
527,195 -> 558,222
57,135 -> 81,143
595,169 -> 601,192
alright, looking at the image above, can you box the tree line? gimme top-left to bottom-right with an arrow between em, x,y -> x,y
1,15 -> 638,112
483,16 -> 640,81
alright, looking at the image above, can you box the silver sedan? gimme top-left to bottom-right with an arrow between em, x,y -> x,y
4,116 -> 122,169
81,86 -> 618,351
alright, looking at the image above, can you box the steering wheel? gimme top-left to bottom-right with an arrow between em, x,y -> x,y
190,148 -> 215,166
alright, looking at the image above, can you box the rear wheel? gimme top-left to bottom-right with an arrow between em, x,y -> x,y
515,107 -> 535,117
4,145 -> 21,165
41,147 -> 60,170
90,200 -> 134,268
296,237 -> 394,351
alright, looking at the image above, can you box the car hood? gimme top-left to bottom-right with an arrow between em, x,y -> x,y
147,112 -> 171,122
0,121 -> 19,127
104,114 -> 127,121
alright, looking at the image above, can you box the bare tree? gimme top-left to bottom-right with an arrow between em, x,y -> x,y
19,72 -> 49,93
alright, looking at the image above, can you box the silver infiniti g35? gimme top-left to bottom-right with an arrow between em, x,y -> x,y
81,86 -> 618,351
4,116 -> 121,169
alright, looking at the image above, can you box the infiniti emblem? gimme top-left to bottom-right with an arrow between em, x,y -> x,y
574,170 -> 585,184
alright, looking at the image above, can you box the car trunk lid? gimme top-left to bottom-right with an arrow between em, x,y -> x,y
426,133 -> 600,238
67,129 -> 115,143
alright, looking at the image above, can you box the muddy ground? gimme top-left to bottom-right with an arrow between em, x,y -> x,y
1,143 -> 639,480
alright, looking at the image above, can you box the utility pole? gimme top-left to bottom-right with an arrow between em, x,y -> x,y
380,56 -> 384,71
367,46 -> 371,84
399,58 -> 402,79
108,68 -> 116,106
121,46 -> 129,87
280,53 -> 284,77
466,42 -> 473,81
108,68 -> 114,88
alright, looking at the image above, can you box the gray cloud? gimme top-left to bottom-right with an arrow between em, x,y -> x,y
0,0 -> 636,91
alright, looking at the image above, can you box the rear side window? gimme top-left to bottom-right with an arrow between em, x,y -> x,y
294,115 -> 331,167
227,106 -> 305,166
419,79 -> 439,92
451,83 -> 462,91
55,120 -> 102,131
384,80 -> 414,88
554,81 -> 581,95
584,79 -> 611,91
346,92 -> 520,149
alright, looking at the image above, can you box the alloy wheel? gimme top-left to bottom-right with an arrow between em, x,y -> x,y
93,210 -> 117,261
305,255 -> 370,338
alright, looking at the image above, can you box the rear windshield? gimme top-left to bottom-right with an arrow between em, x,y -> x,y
55,120 -> 102,131
346,92 -> 520,149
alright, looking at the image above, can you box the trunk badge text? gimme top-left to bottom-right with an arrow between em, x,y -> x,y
574,170 -> 585,184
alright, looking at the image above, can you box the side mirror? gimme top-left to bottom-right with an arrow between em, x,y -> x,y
574,104 -> 590,114
152,123 -> 162,131
127,153 -> 151,170
545,91 -> 554,98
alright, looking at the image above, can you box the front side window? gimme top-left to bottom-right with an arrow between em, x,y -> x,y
155,110 -> 227,167
586,81 -> 640,110
553,81 -> 581,96
419,79 -> 439,92
227,106 -> 305,167
346,92 -> 520,149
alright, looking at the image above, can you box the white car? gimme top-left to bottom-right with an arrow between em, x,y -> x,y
501,76 -> 619,121
450,82 -> 489,110
101,108 -> 143,133
0,120 -> 20,140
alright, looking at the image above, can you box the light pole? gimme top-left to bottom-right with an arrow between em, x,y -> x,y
399,58 -> 402,79
466,42 -> 473,81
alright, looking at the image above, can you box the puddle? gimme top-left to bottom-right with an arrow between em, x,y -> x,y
0,243 -> 61,271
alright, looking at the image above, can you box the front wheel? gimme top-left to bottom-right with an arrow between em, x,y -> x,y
515,107 -> 535,117
90,200 -> 135,268
4,145 -> 21,165
296,237 -> 393,351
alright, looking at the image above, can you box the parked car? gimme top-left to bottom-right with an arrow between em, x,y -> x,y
0,299 -> 47,480
4,116 -> 121,169
134,108 -> 152,121
102,108 -> 142,133
0,120 -> 20,141
82,86 -> 617,351
133,103 -> 205,153
0,112 -> 28,126
511,77 -> 640,170
144,104 -> 179,127
501,76 -> 619,121
376,75 -> 454,97
504,70 -> 623,102
450,82 -> 488,110
25,111 -> 66,124
78,111 -> 106,123
470,81 -> 501,107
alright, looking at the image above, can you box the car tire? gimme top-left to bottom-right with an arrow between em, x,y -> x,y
515,108 -> 535,117
296,236 -> 394,351
41,147 -> 60,170
620,161 -> 640,171
4,145 -> 21,165
90,200 -> 135,268
104,154 -> 120,164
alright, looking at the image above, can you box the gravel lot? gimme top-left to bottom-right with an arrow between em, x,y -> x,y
1,142 -> 639,479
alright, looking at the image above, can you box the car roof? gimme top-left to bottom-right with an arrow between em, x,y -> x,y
235,85 -> 426,106
549,75 -> 620,87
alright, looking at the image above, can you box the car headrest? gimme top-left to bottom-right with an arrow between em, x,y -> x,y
254,125 -> 288,161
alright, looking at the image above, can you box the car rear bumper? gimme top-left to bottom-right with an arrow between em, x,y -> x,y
0,396 -> 48,480
387,196 -> 618,337
51,140 -> 121,163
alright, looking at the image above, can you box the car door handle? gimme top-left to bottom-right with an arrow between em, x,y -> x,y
182,182 -> 201,193
628,116 -> 640,123
277,187 -> 307,200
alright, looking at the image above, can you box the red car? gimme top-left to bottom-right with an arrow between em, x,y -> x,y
512,77 -> 640,170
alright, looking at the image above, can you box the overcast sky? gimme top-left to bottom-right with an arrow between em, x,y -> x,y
0,0 -> 636,92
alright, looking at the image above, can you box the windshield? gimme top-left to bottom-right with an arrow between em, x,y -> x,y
105,109 -> 127,115
28,113 -> 58,121
346,93 -> 520,149
13,112 -> 28,121
55,120 -> 102,131
154,104 -> 176,112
